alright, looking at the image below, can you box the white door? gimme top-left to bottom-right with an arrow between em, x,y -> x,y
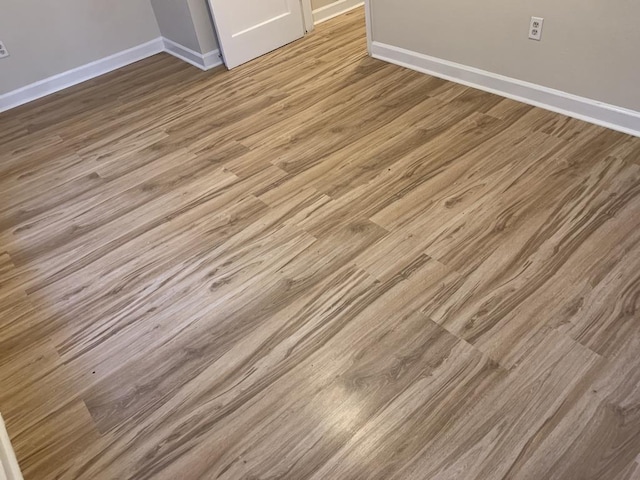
208,0 -> 306,69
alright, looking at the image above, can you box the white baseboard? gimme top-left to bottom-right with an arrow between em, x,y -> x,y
313,1 -> 364,24
162,38 -> 222,72
0,37 -> 222,113
0,38 -> 164,113
0,415 -> 22,480
371,41 -> 640,138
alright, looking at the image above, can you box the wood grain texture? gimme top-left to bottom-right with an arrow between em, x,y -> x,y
1,8 -> 640,479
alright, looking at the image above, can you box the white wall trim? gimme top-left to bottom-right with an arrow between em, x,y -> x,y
313,0 -> 364,25
162,38 -> 222,72
0,38 -> 164,113
0,37 -> 223,114
0,415 -> 23,480
371,41 -> 640,138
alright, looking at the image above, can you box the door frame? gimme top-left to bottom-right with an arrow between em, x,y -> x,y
364,0 -> 372,53
0,415 -> 22,480
301,0 -> 315,33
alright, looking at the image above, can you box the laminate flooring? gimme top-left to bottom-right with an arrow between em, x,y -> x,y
1,8 -> 640,480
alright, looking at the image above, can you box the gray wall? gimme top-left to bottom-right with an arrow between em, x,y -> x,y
189,0 -> 219,53
151,0 -> 200,52
0,0 -> 161,95
151,0 -> 218,54
370,0 -> 640,112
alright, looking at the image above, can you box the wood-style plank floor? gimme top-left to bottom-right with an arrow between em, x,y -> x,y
2,9 -> 640,479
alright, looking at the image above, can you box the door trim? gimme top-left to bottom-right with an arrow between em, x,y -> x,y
0,415 -> 22,480
301,0 -> 314,33
364,0 -> 373,54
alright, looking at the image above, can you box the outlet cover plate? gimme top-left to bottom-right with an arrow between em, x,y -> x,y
529,17 -> 544,41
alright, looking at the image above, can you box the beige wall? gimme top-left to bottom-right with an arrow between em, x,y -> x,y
312,0 -> 336,10
370,0 -> 640,112
0,0 -> 160,95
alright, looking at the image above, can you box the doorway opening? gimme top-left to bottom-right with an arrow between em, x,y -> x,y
208,0 -> 364,69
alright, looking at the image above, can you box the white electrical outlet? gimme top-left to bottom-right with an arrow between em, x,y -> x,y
0,40 -> 9,58
529,17 -> 544,41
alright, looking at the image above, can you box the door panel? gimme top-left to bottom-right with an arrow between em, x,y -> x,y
208,0 -> 305,69
230,0 -> 289,32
